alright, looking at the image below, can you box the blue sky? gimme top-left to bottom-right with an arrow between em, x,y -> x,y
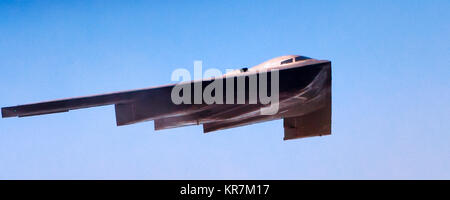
0,0 -> 449,179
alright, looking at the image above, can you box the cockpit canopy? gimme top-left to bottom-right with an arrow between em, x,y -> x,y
280,56 -> 311,65
224,55 -> 314,76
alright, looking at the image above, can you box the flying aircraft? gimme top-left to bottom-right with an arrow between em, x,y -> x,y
2,55 -> 332,140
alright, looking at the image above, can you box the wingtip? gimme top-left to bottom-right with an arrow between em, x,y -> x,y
1,107 -> 16,118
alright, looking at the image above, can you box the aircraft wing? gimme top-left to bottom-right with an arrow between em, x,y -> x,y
2,60 -> 331,140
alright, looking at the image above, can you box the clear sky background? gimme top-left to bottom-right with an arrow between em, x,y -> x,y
0,0 -> 449,179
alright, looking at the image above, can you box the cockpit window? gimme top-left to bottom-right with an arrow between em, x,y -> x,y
280,58 -> 293,65
294,56 -> 310,62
